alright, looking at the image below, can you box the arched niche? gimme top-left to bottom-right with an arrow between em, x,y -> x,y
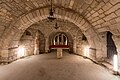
8,27 -> 45,60
52,33 -> 68,45
49,32 -> 73,53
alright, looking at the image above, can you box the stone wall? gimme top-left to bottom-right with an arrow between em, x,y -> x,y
76,31 -> 108,60
8,31 -> 35,61
30,19 -> 83,53
96,32 -> 107,60
0,19 -> 109,62
0,0 -> 120,63
19,35 -> 34,57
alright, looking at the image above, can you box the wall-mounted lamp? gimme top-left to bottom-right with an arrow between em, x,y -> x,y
47,0 -> 56,22
17,46 -> 25,58
113,54 -> 119,75
84,46 -> 89,57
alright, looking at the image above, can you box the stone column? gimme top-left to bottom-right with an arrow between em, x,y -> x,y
45,36 -> 49,53
57,36 -> 59,45
65,36 -> 67,45
61,34 -> 63,45
53,39 -> 55,45
73,36 -> 77,53
34,31 -> 39,55
89,32 -> 107,61
0,49 -> 9,62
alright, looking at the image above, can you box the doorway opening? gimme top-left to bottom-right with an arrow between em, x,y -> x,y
49,32 -> 73,53
107,31 -> 117,59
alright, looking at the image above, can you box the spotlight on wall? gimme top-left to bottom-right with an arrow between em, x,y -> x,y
17,46 -> 25,58
84,46 -> 89,57
113,54 -> 119,75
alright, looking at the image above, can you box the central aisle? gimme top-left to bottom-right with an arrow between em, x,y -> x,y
0,51 -> 119,80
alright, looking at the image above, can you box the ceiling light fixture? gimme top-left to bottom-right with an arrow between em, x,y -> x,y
48,0 -> 59,29
48,0 -> 56,22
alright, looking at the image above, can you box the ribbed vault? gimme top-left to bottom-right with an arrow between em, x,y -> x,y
0,7 -> 99,48
0,0 -> 120,61
0,7 -> 103,61
0,0 -> 119,35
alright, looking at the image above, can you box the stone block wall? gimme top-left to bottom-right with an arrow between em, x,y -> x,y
76,31 -> 108,61
20,38 -> 34,56
18,31 -> 36,58
8,47 -> 18,62
8,31 -> 35,61
97,32 -> 107,60
89,48 -> 96,60
0,18 -> 111,62
0,0 -> 120,58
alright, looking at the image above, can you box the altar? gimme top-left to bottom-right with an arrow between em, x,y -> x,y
49,45 -> 69,58
57,48 -> 62,58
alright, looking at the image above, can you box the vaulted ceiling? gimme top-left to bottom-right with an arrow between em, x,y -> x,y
0,0 -> 120,36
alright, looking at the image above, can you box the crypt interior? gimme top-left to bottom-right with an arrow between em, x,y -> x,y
0,0 -> 120,80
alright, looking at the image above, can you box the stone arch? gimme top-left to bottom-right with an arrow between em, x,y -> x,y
0,7 -> 101,61
23,27 -> 45,54
25,30 -> 32,36
53,33 -> 68,45
49,31 -> 73,52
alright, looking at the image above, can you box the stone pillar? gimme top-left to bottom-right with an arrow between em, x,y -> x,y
93,32 -> 107,60
89,48 -> 96,60
53,39 -> 55,45
45,36 -> 49,53
73,36 -> 77,53
0,49 -> 9,62
76,43 -> 81,55
65,38 -> 67,45
94,40 -> 106,61
57,35 -> 59,45
34,31 -> 39,55
50,38 -> 52,45
57,48 -> 62,59
61,34 -> 63,45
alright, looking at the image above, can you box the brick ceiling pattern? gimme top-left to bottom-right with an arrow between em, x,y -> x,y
0,0 -> 120,35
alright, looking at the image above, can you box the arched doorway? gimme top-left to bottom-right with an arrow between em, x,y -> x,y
49,32 -> 73,53
107,31 -> 117,59
53,33 -> 68,46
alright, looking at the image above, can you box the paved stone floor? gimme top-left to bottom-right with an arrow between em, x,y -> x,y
0,51 -> 119,80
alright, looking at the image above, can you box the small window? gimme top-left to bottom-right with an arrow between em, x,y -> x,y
82,34 -> 87,41
26,31 -> 31,36
53,33 -> 68,45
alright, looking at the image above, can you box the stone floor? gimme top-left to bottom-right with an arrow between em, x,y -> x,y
0,51 -> 119,80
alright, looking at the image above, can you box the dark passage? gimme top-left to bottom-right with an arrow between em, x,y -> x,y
107,31 -> 117,59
